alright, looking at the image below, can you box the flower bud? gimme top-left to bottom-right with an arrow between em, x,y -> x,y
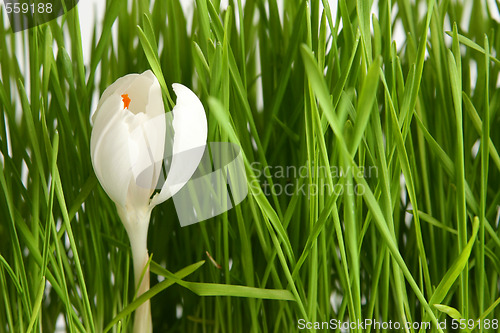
90,70 -> 166,212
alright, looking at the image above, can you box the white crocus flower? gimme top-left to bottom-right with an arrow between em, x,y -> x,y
90,70 -> 207,333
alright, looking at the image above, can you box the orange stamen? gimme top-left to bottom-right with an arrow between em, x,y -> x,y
121,94 -> 131,109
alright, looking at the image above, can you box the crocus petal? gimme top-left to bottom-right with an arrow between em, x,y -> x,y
126,112 -> 165,209
125,70 -> 164,117
91,70 -> 163,122
91,74 -> 138,124
91,100 -> 135,207
150,83 -> 207,207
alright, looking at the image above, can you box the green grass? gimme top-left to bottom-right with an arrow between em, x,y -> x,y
1,0 -> 500,332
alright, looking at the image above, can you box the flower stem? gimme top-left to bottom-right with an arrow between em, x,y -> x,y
131,245 -> 152,333
117,206 -> 153,333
